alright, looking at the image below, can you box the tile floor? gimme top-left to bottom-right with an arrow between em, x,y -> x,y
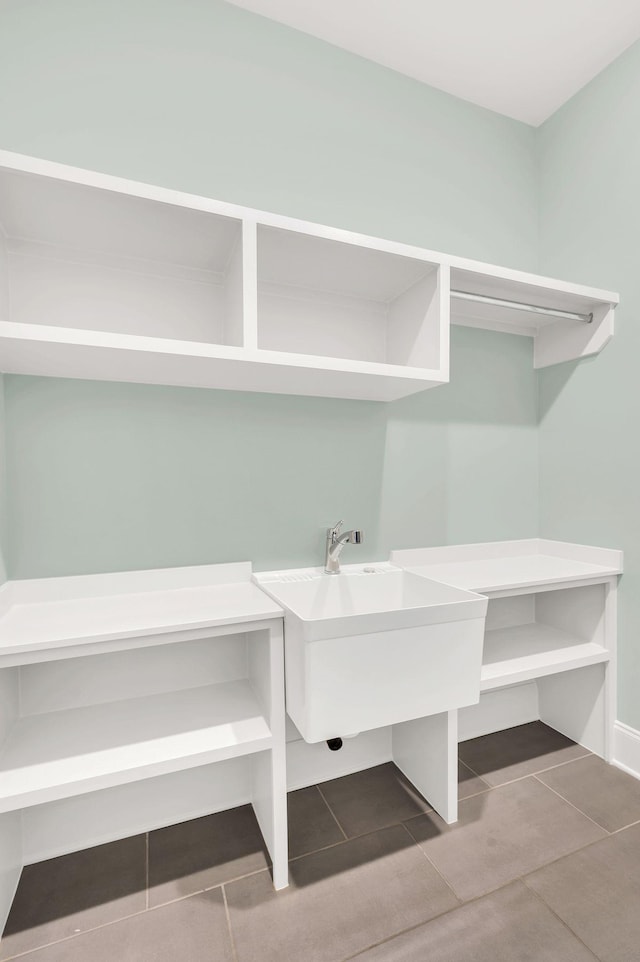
3,721 -> 640,961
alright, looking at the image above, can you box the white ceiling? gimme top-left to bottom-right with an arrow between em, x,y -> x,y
227,0 -> 640,125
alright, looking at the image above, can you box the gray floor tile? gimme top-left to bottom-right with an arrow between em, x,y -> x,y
148,805 -> 269,907
526,821 -> 640,962
288,786 -> 344,859
457,759 -> 490,800
405,776 -> 605,901
538,754 -> 640,832
353,881 -> 598,961
458,721 -> 590,786
225,824 -> 458,962
317,763 -> 432,837
0,835 -> 146,960
5,888 -> 233,962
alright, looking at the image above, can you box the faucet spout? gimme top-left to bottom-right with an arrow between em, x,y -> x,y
324,521 -> 364,574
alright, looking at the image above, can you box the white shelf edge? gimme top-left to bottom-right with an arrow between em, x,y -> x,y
0,149 -> 619,306
480,622 -> 610,692
0,322 -> 445,382
0,679 -> 272,814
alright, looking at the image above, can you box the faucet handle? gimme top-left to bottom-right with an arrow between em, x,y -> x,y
328,520 -> 344,539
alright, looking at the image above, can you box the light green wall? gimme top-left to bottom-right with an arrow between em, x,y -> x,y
0,0 -> 536,266
0,376 -> 7,583
5,329 -> 538,577
537,40 -> 640,729
0,0 -> 540,579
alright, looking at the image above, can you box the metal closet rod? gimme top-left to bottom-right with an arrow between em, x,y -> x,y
450,289 -> 594,324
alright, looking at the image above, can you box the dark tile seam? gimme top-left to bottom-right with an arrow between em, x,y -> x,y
400,778 -> 616,905
339,807 -> 617,962
531,774 -> 612,835
0,864 -> 271,962
458,746 -> 592,784
522,879 -> 605,962
458,758 -> 481,780
611,815 -> 640,834
399,821 -> 461,906
337,872 -> 606,962
0,897 -> 188,962
221,885 -> 239,962
315,783 -> 349,840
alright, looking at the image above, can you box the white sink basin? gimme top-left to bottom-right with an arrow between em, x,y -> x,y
255,564 -> 488,743
256,564 -> 486,640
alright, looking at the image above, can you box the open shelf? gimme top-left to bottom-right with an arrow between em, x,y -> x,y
0,678 -> 272,814
481,622 -> 609,691
0,165 -> 246,348
257,225 -> 445,371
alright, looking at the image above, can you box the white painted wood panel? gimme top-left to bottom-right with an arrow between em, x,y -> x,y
458,683 -> 540,741
8,246 -> 229,344
19,634 -> 249,715
0,680 -> 273,814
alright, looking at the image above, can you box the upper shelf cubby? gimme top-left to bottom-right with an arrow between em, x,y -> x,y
0,165 -> 245,348
0,150 -> 619,400
257,225 -> 445,371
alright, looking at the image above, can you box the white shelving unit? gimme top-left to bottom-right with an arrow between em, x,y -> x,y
392,539 -> 623,821
0,151 -> 618,400
0,562 -> 289,931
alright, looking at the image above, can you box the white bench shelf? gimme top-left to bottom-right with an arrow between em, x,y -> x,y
0,679 -> 272,815
0,151 -> 618,400
481,622 -> 609,691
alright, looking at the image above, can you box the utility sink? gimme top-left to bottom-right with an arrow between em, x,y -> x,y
255,564 -> 488,743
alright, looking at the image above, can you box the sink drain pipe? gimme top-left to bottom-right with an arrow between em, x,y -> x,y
326,733 -> 359,751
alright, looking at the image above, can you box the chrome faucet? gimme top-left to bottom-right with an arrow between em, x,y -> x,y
324,520 -> 364,574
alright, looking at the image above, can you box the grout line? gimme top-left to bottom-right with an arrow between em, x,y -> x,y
456,757 -> 483,779
0,903 -> 157,961
532,774 -> 609,834
523,881 -> 606,962
288,837 -> 348,864
1,880 -> 250,961
341,816 -> 619,962
315,784 -> 349,841
399,821 -> 461,905
337,867 -> 600,962
1,879 -> 253,962
611,816 -> 640,835
221,885 -> 239,962
456,749 -> 593,797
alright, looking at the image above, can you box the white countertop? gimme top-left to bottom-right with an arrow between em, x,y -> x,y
0,540 -> 623,661
0,562 -> 283,658
390,539 -> 622,594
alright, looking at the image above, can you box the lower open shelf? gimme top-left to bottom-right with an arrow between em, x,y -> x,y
480,622 -> 609,692
0,679 -> 272,814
